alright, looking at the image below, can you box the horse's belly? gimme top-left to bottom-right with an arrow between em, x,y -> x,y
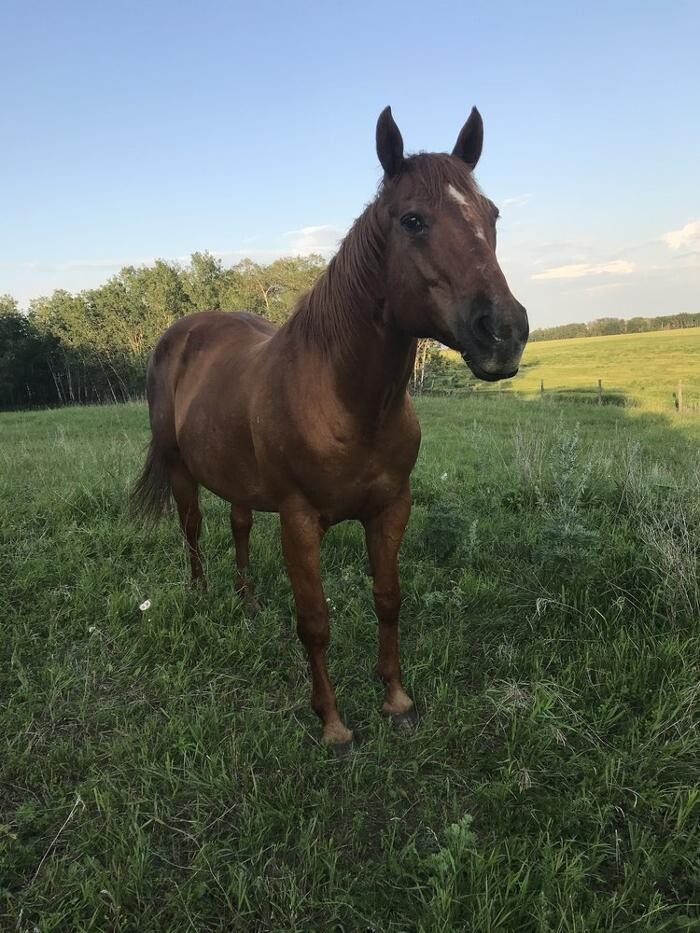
174,391 -> 274,508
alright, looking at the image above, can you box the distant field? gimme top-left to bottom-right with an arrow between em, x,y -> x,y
2,397 -> 699,930
443,326 -> 700,411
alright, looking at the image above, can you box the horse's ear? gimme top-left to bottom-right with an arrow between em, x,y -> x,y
452,106 -> 483,169
376,106 -> 404,177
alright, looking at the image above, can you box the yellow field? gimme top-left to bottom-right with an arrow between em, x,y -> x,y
446,327 -> 700,411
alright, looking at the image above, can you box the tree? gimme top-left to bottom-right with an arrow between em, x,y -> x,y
183,252 -> 224,310
0,296 -> 60,407
0,253 -> 331,408
588,317 -> 625,337
220,254 -> 327,323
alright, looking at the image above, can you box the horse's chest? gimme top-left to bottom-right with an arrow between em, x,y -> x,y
298,430 -> 418,521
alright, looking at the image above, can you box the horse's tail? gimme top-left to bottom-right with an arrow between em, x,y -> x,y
129,439 -> 172,524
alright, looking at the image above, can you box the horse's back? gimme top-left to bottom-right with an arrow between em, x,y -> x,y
151,310 -> 274,369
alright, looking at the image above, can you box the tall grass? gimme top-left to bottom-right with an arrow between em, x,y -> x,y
1,397 -> 698,930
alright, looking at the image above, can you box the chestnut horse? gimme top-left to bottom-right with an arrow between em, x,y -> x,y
132,106 -> 528,754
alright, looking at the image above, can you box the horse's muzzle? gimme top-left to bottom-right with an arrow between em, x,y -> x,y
458,295 -> 529,382
461,353 -> 520,382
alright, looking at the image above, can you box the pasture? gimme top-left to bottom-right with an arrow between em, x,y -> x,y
1,396 -> 699,930
440,327 -> 700,411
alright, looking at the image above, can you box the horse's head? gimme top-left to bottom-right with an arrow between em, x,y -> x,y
376,106 -> 528,381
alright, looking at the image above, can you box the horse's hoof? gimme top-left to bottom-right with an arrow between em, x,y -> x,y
323,725 -> 354,757
391,704 -> 419,731
332,738 -> 354,759
244,595 -> 261,616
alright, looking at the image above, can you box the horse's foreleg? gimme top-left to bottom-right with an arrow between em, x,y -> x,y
280,507 -> 353,754
230,504 -> 259,612
363,492 -> 417,727
169,460 -> 206,589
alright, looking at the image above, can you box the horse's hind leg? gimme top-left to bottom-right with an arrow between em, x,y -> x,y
169,459 -> 206,589
230,504 -> 259,612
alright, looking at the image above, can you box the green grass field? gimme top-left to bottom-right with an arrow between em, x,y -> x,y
441,327 -> 700,411
2,397 -> 699,930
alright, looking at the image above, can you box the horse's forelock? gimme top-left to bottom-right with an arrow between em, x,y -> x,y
381,152 -> 481,205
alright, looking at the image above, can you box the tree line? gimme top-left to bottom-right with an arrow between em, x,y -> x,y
530,312 -> 700,342
3,253 -> 697,409
0,252 -> 326,409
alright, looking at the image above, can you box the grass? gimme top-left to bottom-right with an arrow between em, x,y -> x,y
439,327 -> 700,411
1,397 -> 699,931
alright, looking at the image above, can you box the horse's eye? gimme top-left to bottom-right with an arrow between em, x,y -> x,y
400,213 -> 426,235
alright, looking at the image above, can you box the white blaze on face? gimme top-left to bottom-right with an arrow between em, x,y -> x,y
446,183 -> 487,241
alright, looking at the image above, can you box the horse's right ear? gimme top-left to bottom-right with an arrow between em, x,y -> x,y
376,106 -> 404,177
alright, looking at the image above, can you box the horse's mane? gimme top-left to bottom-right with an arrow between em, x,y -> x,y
287,153 -> 480,354
286,200 -> 385,356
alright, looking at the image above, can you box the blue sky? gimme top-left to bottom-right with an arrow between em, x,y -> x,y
2,0 -> 699,327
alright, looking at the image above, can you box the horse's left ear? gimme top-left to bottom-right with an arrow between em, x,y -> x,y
452,106 -> 483,169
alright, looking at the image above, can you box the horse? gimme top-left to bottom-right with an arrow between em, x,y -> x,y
131,106 -> 529,755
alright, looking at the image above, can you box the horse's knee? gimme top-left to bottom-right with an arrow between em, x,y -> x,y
231,510 -> 252,535
296,606 -> 330,650
181,507 -> 202,538
373,584 -> 401,621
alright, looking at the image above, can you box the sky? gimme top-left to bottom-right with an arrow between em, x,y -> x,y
1,0 -> 699,328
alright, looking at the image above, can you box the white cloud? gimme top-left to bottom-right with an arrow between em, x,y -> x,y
501,193 -> 533,209
0,229 -> 347,284
61,257 -> 157,271
1,255 -> 161,273
282,224 -> 345,255
531,260 -> 635,281
661,219 -> 700,253
583,282 -> 624,295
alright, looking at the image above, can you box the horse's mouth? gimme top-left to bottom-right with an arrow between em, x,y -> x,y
461,353 -> 518,382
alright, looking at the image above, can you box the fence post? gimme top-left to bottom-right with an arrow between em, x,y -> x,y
540,379 -> 544,397
677,381 -> 683,413
597,378 -> 603,405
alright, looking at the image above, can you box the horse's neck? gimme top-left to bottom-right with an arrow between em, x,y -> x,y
296,205 -> 417,424
308,321 -> 414,433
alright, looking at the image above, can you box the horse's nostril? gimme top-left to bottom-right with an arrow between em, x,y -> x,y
477,315 -> 503,344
